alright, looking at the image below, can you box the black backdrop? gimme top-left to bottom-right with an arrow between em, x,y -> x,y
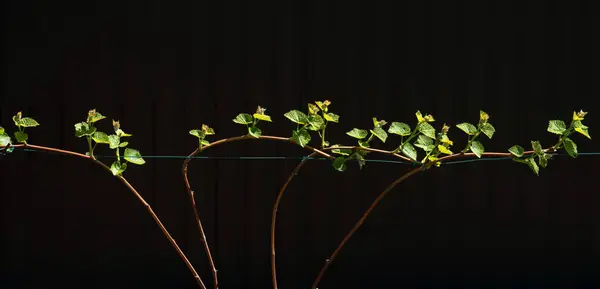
1,1 -> 599,289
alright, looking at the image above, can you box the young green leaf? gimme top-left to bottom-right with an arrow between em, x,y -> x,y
480,123 -> 495,139
332,157 -> 347,172
479,110 -> 490,123
470,141 -> 484,158
92,132 -> 110,144
248,126 -> 262,138
401,142 -> 418,161
87,109 -> 106,123
572,120 -> 591,139
253,113 -> 272,122
124,148 -> 146,165
346,128 -> 368,139
308,103 -> 320,115
417,122 -> 436,139
388,122 -> 411,136
370,127 -> 388,143
547,120 -> 567,135
233,113 -> 254,125
437,144 -> 453,155
14,131 -> 28,143
189,129 -> 205,139
531,140 -> 543,156
563,137 -> 577,158
108,134 -> 120,149
201,140 -> 210,146
119,142 -> 129,147
0,127 -> 4,134
291,128 -> 311,147
508,145 -> 525,157
324,112 -> 340,123
110,161 -> 127,176
307,114 -> 325,131
573,110 -> 587,121
315,100 -> 331,112
74,122 -> 97,138
456,122 -> 478,135
202,124 -> 215,135
115,129 -> 132,137
20,117 -> 40,127
284,110 -> 309,124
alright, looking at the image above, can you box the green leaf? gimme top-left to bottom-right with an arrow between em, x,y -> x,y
291,128 -> 311,147
20,117 -> 40,127
547,120 -> 567,135
331,145 -> 352,156
124,148 -> 146,165
201,140 -> 210,146
233,113 -> 254,125
358,140 -> 370,148
417,122 -> 436,139
108,134 -> 120,149
346,128 -> 368,139
456,122 -> 478,135
253,113 -> 272,122
401,142 -> 417,161
524,157 -> 539,176
538,154 -> 548,168
189,129 -> 206,139
248,126 -> 262,138
307,114 -> 325,131
414,135 -> 435,152
480,123 -> 495,139
284,110 -> 309,124
316,100 -> 331,112
0,127 -> 4,134
14,131 -> 28,143
119,142 -> 129,147
74,122 -> 97,138
353,152 -> 366,169
332,157 -> 347,172
531,140 -> 543,156
110,161 -> 127,176
0,134 -> 11,146
563,137 -> 577,158
92,132 -> 110,144
470,141 -> 484,158
508,145 -> 524,157
324,112 -> 340,123
370,127 -> 388,143
573,120 -> 591,139
388,122 -> 411,136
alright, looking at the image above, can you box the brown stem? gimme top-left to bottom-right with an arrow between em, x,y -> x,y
270,152 -> 317,289
311,167 -> 423,289
8,144 -> 207,289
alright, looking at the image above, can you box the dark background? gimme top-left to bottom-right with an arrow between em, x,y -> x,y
1,1 -> 599,288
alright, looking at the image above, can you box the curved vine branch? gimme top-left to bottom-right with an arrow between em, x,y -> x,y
270,152 -> 317,289
310,147 -> 556,289
5,143 -> 208,289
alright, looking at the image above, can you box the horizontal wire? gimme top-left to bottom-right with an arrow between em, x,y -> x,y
2,147 -> 599,166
